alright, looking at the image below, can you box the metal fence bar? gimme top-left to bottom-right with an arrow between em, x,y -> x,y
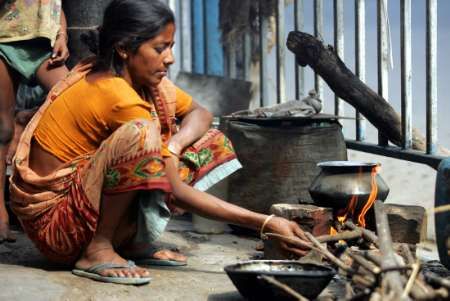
355,0 -> 366,141
191,0 -> 205,73
167,0 -> 179,79
314,0 -> 324,100
276,0 -> 286,103
294,0 -> 305,100
259,1 -> 269,107
180,0 -> 192,73
401,0 -> 412,149
334,0 -> 344,116
204,0 -> 224,76
228,46 -> 237,78
426,0 -> 438,154
377,0 -> 389,146
243,33 -> 251,81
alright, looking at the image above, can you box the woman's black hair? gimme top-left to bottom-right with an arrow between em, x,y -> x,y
81,0 -> 175,74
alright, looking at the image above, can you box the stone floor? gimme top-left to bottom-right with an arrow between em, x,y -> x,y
0,215 -> 442,301
0,217 -> 258,301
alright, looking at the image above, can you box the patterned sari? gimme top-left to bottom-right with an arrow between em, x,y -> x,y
9,64 -> 241,264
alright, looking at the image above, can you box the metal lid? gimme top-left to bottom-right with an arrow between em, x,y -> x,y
317,161 -> 380,168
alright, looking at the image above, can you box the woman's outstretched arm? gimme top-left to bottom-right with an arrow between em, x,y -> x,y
164,157 -> 310,256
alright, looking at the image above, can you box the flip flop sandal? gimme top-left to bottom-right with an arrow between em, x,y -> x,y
130,245 -> 187,267
72,260 -> 151,285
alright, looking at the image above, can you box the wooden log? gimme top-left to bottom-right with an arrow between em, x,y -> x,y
373,200 -> 409,300
361,251 -> 383,267
345,220 -> 379,247
286,31 -> 449,155
264,233 -> 313,250
304,232 -> 355,274
345,250 -> 381,275
316,229 -> 362,243
258,275 -> 309,301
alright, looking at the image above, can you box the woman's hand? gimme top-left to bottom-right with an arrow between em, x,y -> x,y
49,32 -> 69,66
264,216 -> 311,257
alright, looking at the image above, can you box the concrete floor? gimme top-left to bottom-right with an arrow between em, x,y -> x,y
0,217 -> 258,301
0,215 -> 443,301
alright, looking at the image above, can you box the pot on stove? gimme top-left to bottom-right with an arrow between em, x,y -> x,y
309,161 -> 390,212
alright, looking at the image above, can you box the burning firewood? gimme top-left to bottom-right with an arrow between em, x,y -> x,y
344,220 -> 379,247
261,200 -> 449,300
373,200 -> 407,299
316,229 -> 363,243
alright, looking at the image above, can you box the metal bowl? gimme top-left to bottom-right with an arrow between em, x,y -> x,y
224,260 -> 336,300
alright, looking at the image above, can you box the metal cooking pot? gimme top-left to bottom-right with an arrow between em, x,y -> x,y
309,161 -> 390,212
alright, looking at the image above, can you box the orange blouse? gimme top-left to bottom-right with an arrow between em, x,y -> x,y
34,76 -> 192,162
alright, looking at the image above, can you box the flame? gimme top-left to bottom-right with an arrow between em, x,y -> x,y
330,226 -> 338,235
330,165 -> 380,233
357,166 -> 379,227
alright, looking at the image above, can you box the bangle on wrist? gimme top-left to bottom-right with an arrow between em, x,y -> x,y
260,214 -> 275,240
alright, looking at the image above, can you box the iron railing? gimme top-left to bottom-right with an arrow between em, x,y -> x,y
168,0 -> 446,170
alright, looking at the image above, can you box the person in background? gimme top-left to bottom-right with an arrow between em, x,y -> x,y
9,0 -> 309,285
0,0 -> 69,242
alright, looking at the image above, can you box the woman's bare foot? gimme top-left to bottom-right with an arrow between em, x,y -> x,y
121,242 -> 187,263
75,242 -> 150,278
151,249 -> 187,262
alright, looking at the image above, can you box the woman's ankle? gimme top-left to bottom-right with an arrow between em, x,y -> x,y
83,236 -> 115,256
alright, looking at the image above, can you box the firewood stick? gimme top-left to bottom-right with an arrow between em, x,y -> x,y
352,274 -> 375,288
409,277 -> 439,300
410,286 -> 449,300
316,229 -> 362,243
344,220 -> 379,246
361,251 -> 383,267
434,288 -> 449,299
398,244 -> 415,265
425,272 -> 450,290
264,232 -> 314,250
345,282 -> 354,299
369,292 -> 382,301
402,262 -> 420,298
396,245 -> 440,300
258,275 -> 308,301
373,200 -> 409,300
304,232 -> 355,274
345,250 -> 381,275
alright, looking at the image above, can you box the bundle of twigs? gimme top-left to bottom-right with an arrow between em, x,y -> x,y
265,200 -> 450,300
